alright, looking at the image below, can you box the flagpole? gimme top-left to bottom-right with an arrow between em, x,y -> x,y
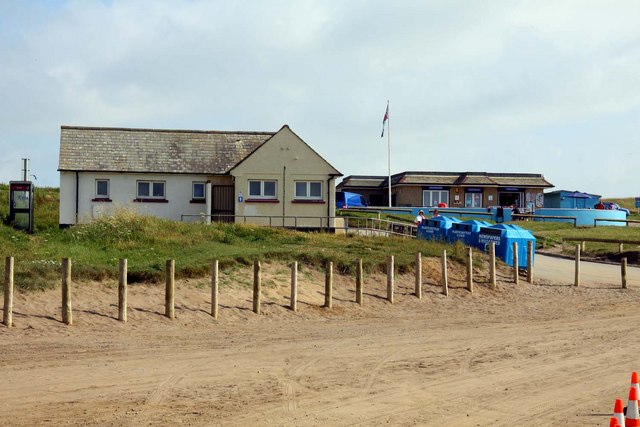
387,100 -> 391,207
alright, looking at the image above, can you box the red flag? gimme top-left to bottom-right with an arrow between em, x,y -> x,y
381,102 -> 389,138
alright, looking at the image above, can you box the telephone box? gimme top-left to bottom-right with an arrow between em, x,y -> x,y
9,181 -> 34,234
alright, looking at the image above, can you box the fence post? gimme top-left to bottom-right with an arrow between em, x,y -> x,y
619,243 -> 624,253
165,259 -> 175,319
61,258 -> 73,325
118,259 -> 127,322
387,255 -> 394,303
574,245 -> 580,287
415,252 -> 422,299
253,260 -> 261,314
3,257 -> 14,327
466,247 -> 473,293
581,241 -> 585,252
211,260 -> 219,319
290,261 -> 298,312
513,242 -> 519,285
324,261 -> 333,308
441,250 -> 449,296
356,259 -> 363,305
489,242 -> 496,289
622,257 -> 628,289
527,241 -> 534,284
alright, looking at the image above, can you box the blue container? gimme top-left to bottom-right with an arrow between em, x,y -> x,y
417,216 -> 461,241
477,224 -> 536,267
449,220 -> 493,246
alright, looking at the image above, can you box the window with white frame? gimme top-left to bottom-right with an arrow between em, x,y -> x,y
248,180 -> 277,198
95,179 -> 110,198
137,180 -> 166,199
422,190 -> 449,207
192,182 -> 205,200
294,181 -> 322,199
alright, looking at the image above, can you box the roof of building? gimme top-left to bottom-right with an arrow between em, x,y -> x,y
58,126 -> 277,174
339,171 -> 553,189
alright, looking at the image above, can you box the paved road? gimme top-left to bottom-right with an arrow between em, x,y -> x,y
535,253 -> 640,287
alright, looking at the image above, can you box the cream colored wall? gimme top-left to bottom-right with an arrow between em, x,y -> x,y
231,127 -> 339,228
59,171 -> 214,225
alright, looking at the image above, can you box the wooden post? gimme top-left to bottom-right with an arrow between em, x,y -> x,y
165,259 -> 175,319
3,257 -> 14,327
527,241 -> 534,284
581,241 -> 586,252
622,257 -> 628,289
442,250 -> 449,296
387,255 -> 394,303
415,252 -> 422,299
61,258 -> 73,325
466,247 -> 473,293
324,261 -> 333,308
512,242 -> 519,285
253,260 -> 261,314
489,242 -> 496,290
118,259 -> 127,322
290,261 -> 298,312
574,245 -> 580,287
356,259 -> 363,306
619,243 -> 624,253
211,260 -> 219,319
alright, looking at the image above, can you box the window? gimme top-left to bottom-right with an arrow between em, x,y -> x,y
248,180 -> 277,198
137,181 -> 165,199
192,182 -> 205,200
422,190 -> 449,207
96,179 -> 109,198
295,181 -> 322,199
465,193 -> 483,208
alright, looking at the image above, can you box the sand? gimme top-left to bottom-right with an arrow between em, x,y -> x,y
1,255 -> 639,426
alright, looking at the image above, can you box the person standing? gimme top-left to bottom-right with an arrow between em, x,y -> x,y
415,210 -> 425,225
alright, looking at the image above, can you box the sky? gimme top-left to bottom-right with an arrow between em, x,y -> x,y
1,0 -> 639,197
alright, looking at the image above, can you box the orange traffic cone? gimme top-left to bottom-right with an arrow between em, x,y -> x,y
611,416 -> 623,427
632,372 -> 640,397
614,398 -> 626,427
626,387 -> 640,427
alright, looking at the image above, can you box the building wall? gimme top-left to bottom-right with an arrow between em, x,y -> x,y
60,171 -> 215,225
231,127 -> 339,228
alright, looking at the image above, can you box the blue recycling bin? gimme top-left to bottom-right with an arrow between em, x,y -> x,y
477,224 -> 536,267
417,216 -> 461,241
449,219 -> 493,246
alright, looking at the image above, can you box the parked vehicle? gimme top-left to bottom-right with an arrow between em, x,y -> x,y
606,202 -> 630,217
336,191 -> 368,209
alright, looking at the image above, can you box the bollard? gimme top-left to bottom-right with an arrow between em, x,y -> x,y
165,259 -> 175,319
574,245 -> 580,287
442,250 -> 449,296
62,258 -> 73,325
489,242 -> 496,289
290,261 -> 298,312
324,261 -> 333,308
466,247 -> 473,293
253,260 -> 261,314
118,259 -> 127,322
387,255 -> 394,303
211,260 -> 219,319
527,241 -> 534,284
415,252 -> 422,299
513,242 -> 519,285
3,257 -> 14,327
622,257 -> 628,289
356,259 -> 363,306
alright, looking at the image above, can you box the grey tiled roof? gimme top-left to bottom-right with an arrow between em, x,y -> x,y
59,126 -> 275,174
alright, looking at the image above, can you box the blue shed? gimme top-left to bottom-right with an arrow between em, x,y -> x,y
417,216 -> 461,241
449,219 -> 493,246
543,190 -> 601,209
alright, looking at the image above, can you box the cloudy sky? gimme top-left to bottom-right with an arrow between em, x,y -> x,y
1,1 -> 639,197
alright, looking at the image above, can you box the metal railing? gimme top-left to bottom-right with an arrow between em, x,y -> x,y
512,214 -> 577,227
594,218 -> 640,227
180,213 -> 417,238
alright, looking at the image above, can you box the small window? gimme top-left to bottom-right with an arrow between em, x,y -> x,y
295,181 -> 323,199
248,180 -> 277,198
96,179 -> 109,198
137,181 -> 165,199
192,182 -> 205,199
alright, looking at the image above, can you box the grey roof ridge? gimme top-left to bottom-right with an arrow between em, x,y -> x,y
60,125 -> 276,136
